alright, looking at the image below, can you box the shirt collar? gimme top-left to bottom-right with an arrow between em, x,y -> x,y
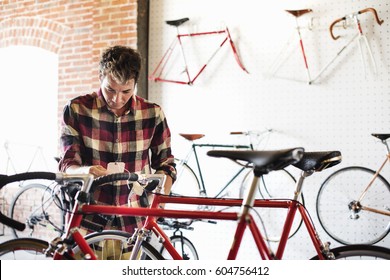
96,88 -> 136,115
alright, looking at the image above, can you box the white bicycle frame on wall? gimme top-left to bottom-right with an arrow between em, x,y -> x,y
267,7 -> 384,85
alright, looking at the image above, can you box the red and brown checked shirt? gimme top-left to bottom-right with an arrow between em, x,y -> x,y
59,89 -> 176,232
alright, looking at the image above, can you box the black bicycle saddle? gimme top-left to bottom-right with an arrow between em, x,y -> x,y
165,18 -> 189,27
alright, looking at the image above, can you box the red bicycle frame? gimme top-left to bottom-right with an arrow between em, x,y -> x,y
55,183 -> 326,260
149,26 -> 248,85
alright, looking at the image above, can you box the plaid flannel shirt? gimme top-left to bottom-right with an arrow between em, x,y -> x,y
59,89 -> 176,232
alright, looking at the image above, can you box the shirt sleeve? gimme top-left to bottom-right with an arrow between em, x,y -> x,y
58,101 -> 85,172
150,107 -> 177,181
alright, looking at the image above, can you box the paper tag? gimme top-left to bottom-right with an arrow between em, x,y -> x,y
132,181 -> 144,196
107,162 -> 125,174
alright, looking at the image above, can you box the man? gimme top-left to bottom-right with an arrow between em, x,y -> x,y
59,45 -> 176,233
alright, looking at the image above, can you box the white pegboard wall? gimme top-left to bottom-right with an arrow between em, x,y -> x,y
148,0 -> 390,259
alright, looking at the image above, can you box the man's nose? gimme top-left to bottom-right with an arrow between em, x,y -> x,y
111,93 -> 119,102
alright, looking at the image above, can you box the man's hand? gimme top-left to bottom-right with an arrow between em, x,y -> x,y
89,165 -> 109,177
66,165 -> 109,178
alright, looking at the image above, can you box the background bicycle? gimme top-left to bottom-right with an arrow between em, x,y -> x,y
0,141 -> 58,240
266,7 -> 384,84
167,130 -> 303,243
8,178 -> 79,241
316,133 -> 390,245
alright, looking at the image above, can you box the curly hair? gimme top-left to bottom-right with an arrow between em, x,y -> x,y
99,45 -> 142,84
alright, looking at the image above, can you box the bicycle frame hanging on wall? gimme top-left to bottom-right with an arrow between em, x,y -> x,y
267,7 -> 384,85
149,18 -> 249,86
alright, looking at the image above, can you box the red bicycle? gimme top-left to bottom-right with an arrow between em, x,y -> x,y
1,148 -> 390,260
149,17 -> 249,85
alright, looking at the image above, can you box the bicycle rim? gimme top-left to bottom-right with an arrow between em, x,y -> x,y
311,244 -> 390,260
0,238 -> 50,260
160,235 -> 199,260
72,230 -> 164,260
316,166 -> 390,245
240,168 -> 302,242
9,183 -> 65,240
168,159 -> 202,212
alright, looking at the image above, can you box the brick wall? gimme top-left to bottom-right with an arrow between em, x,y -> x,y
0,0 -> 138,133
0,0 -> 139,237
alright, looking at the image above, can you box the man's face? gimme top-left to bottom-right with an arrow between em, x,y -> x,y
100,74 -> 135,114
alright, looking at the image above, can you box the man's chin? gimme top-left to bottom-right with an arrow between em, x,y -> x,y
108,104 -> 124,110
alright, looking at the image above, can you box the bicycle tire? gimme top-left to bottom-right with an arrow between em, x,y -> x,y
9,183 -> 65,240
72,230 -> 164,260
171,159 -> 202,196
0,237 -> 51,260
239,168 -> 302,242
160,235 -> 199,260
311,244 -> 390,260
167,159 -> 202,212
316,166 -> 390,245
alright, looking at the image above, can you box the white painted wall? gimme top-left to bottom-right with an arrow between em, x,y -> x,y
148,0 -> 390,259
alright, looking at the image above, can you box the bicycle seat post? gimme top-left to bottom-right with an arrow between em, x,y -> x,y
240,172 -> 261,217
383,139 -> 390,155
293,170 -> 313,201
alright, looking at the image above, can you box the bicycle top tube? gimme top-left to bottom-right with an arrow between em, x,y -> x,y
179,131 -> 275,151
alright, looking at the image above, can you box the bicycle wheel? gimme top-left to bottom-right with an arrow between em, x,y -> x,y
9,183 -> 65,240
0,238 -> 51,260
160,235 -> 199,260
72,230 -> 164,260
239,168 -> 302,242
171,159 -> 201,197
167,159 -> 202,212
311,244 -> 390,260
316,166 -> 390,245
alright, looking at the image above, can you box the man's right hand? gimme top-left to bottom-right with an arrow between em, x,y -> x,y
66,165 -> 109,178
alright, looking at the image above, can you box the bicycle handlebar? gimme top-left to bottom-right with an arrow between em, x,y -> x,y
91,172 -> 139,187
0,172 -> 57,188
91,172 -> 162,192
330,7 -> 384,40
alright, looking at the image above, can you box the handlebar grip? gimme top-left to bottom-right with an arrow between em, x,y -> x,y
0,172 -> 57,188
91,172 -> 139,188
0,211 -> 26,231
329,17 -> 345,40
358,7 -> 384,25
